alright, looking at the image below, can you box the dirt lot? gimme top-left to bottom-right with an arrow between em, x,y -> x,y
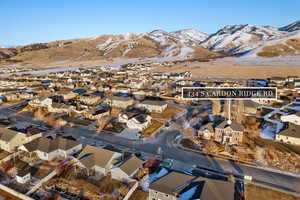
129,189 -> 148,200
151,60 -> 300,78
141,119 -> 163,137
151,106 -> 183,120
245,184 -> 300,200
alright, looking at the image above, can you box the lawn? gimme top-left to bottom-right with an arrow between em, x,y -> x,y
141,120 -> 163,137
151,106 -> 183,120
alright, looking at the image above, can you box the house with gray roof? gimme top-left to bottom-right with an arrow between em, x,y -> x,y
19,137 -> 82,161
276,123 -> 300,145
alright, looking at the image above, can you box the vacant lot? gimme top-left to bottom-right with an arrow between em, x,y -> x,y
245,184 -> 300,200
152,60 -> 300,78
141,119 -> 163,137
151,106 -> 183,120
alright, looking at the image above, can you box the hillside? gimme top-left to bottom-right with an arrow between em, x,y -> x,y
0,30 -> 220,66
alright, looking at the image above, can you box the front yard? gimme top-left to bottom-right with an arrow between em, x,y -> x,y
151,106 -> 183,120
141,120 -> 163,137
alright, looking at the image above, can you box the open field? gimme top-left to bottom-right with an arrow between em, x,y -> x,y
245,184 -> 300,200
152,60 -> 300,78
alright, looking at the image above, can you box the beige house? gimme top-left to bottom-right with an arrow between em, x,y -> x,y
276,124 -> 300,145
77,145 -> 122,177
137,100 -> 167,113
0,127 -> 42,152
111,156 -> 143,182
107,96 -> 135,109
281,111 -> 300,125
19,137 -> 82,161
29,97 -> 52,107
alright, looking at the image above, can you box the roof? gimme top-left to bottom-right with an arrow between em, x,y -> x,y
23,137 -> 80,153
244,100 -> 260,108
192,177 -> 235,200
110,96 -> 133,102
140,100 -> 167,106
149,171 -> 194,195
118,156 -> 143,176
201,122 -> 214,132
215,120 -> 244,132
149,172 -> 235,200
278,124 -> 300,138
78,145 -> 121,169
0,127 -> 19,142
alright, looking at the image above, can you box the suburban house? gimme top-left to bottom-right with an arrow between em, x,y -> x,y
198,122 -> 214,140
48,102 -> 74,114
244,100 -> 260,115
281,111 -> 300,125
214,120 -> 245,145
137,100 -> 168,113
111,156 -> 143,182
107,96 -> 135,109
85,107 -> 110,120
149,171 -> 235,200
126,114 -> 152,131
16,168 -> 31,184
29,97 -> 52,107
77,145 -> 122,177
19,137 -> 82,161
276,123 -> 300,145
0,127 -> 42,152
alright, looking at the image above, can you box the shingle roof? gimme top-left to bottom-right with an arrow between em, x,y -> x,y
0,127 -> 19,142
149,171 -> 194,195
23,137 -> 80,153
119,156 -> 143,176
278,124 -> 300,138
216,120 -> 244,132
78,145 -> 121,169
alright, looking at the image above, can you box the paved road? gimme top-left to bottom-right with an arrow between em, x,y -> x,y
2,102 -> 300,195
61,126 -> 300,195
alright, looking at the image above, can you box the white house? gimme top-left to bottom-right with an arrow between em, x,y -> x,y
77,145 -> 122,177
16,170 -> 31,184
126,114 -> 152,131
29,97 -> 52,107
107,96 -> 135,109
276,124 -> 300,145
111,156 -> 143,182
281,112 -> 300,125
19,137 -> 82,161
137,100 -> 167,113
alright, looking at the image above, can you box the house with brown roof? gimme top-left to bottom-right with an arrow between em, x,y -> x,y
111,156 -> 143,182
77,145 -> 122,177
214,120 -> 245,145
0,127 -> 42,152
19,137 -> 82,161
276,123 -> 300,145
149,171 -> 235,200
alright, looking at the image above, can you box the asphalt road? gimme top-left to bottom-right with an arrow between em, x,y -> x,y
61,126 -> 300,195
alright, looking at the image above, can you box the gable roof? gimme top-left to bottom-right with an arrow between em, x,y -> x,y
192,177 -> 235,200
118,156 -> 143,176
0,127 -> 20,142
22,137 -> 80,153
216,120 -> 244,132
278,123 -> 300,138
78,145 -> 121,169
149,171 -> 194,195
140,100 -> 167,106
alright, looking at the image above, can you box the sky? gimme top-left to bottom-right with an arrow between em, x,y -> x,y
1,0 -> 300,46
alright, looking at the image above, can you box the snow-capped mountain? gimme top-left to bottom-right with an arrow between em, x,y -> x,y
95,29 -> 215,58
170,29 -> 208,43
279,21 -> 300,32
201,24 -> 286,54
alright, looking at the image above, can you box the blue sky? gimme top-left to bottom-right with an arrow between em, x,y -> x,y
1,0 -> 300,46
